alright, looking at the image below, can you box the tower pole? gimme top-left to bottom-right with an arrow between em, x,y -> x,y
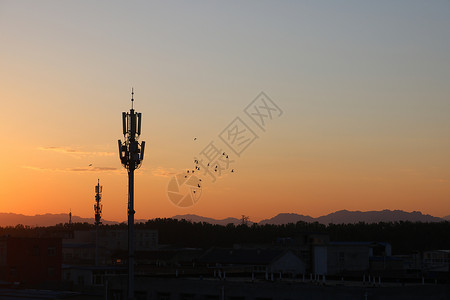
96,224 -> 99,266
128,167 -> 134,299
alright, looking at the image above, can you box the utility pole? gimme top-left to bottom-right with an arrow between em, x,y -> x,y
118,89 -> 145,300
94,179 -> 102,266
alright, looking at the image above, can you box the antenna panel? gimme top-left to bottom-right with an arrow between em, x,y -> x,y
122,112 -> 127,135
118,140 -> 123,159
130,112 -> 137,134
137,113 -> 142,136
140,141 -> 145,160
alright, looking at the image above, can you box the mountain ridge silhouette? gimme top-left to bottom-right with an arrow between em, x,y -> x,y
0,210 -> 445,227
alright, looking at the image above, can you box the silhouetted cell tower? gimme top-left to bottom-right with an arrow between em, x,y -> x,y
118,88 -> 145,300
94,179 -> 103,266
94,179 -> 103,226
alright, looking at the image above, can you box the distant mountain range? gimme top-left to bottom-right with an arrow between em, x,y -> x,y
0,210 -> 447,227
258,210 -> 444,225
174,210 -> 445,225
0,213 -> 120,227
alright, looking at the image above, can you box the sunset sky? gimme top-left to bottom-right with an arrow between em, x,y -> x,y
1,1 -> 449,222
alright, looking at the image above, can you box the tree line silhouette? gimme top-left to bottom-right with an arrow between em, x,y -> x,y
1,219 -> 449,254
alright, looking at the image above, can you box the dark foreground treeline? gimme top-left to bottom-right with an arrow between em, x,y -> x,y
1,219 -> 449,254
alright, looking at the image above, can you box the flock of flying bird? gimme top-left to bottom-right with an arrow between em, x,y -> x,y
187,137 -> 236,192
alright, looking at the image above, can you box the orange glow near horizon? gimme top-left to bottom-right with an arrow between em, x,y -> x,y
1,1 -> 450,222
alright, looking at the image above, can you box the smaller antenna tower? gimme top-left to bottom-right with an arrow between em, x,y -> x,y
94,179 -> 103,266
69,209 -> 72,225
94,179 -> 103,226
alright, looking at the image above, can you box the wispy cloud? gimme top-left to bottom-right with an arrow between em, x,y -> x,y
151,167 -> 178,177
69,167 -> 119,172
23,165 -> 120,173
397,168 -> 420,175
22,166 -> 50,172
39,146 -> 114,157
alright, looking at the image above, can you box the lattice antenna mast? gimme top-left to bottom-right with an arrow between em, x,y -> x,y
94,179 -> 103,266
94,179 -> 103,226
118,88 -> 146,300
